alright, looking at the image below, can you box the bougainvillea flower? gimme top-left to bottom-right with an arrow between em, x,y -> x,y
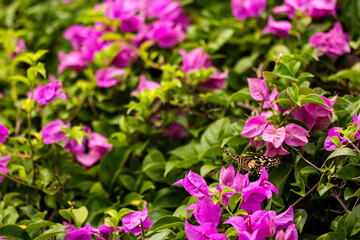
248,78 -> 270,102
219,165 -> 235,187
262,15 -> 291,38
162,122 -> 189,141
41,119 -> 70,144
66,126 -> 112,168
36,75 -> 67,105
57,51 -> 87,74
0,124 -> 9,143
284,123 -> 309,147
309,22 -> 350,58
203,70 -> 229,89
146,0 -> 189,28
112,44 -> 138,68
122,203 -> 153,236
121,15 -> 144,32
173,170 -> 210,197
241,116 -> 268,138
304,95 -> 337,118
178,47 -> 228,89
232,172 -> 250,193
186,197 -> 221,227
63,25 -> 96,49
64,223 -> 96,240
262,124 -> 285,148
98,225 -> 115,240
184,220 -> 227,240
0,155 -> 10,183
264,142 -> 290,157
324,127 -> 347,151
131,75 -> 161,96
179,47 -> 212,73
12,39 -> 26,57
95,67 -> 124,88
231,0 -> 267,20
263,88 -> 279,109
273,0 -> 336,19
151,21 -> 185,48
103,0 -> 141,21
276,224 -> 298,240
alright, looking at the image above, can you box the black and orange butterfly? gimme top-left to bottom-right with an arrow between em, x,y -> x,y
221,148 -> 281,176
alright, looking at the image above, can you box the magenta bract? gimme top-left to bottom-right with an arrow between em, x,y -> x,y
173,170 -> 210,197
231,0 -> 267,20
262,15 -> 291,38
95,67 -> 124,88
241,116 -> 268,138
41,119 -> 70,144
131,75 -> 161,96
122,203 -> 153,236
248,78 -> 270,102
0,155 -> 10,183
0,123 -> 9,143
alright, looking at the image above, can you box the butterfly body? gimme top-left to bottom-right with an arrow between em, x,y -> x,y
221,148 -> 281,175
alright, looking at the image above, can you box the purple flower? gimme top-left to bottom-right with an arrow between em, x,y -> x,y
98,225 -> 115,240
273,0 -> 337,19
104,0 -> 141,21
65,223 -> 97,240
276,224 -> 298,240
112,44 -> 138,68
248,78 -> 270,102
179,47 -> 212,73
284,123 -> 309,147
231,0 -> 267,21
309,22 -> 350,58
35,75 -> 67,105
41,119 -> 70,144
262,124 -> 285,149
241,116 -> 268,138
184,220 -> 227,240
12,39 -> 26,57
161,122 -> 188,141
173,170 -> 210,198
264,142 -> 290,157
151,20 -> 185,48
121,15 -> 144,32
186,197 -> 221,227
0,155 -> 10,183
324,127 -> 347,151
146,0 -> 189,28
219,165 -> 235,188
262,15 -> 291,38
122,203 -> 153,236
95,67 -> 124,88
63,25 -> 96,50
66,126 -> 112,168
131,75 -> 161,96
263,88 -> 280,109
57,51 -> 87,74
0,123 -> 9,143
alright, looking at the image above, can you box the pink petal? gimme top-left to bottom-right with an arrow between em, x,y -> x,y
262,124 -> 285,148
241,116 -> 268,138
247,78 -> 269,102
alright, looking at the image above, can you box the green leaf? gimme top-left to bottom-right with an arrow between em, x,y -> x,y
143,150 -> 166,182
316,232 -> 346,240
329,136 -> 341,149
334,163 -> 360,179
208,28 -> 234,51
33,224 -> 66,240
148,216 -> 184,234
0,225 -> 31,240
300,94 -> 328,106
26,220 -> 54,235
228,89 -> 251,104
228,193 -> 243,213
294,209 -> 307,233
200,118 -> 230,147
263,62 -> 298,82
344,187 -> 360,200
234,52 -> 260,74
287,86 -> 299,105
346,204 -> 360,236
72,206 -> 88,229
326,147 -> 360,161
99,147 -> 133,190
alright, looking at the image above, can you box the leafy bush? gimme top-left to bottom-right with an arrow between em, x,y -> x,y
0,0 -> 360,239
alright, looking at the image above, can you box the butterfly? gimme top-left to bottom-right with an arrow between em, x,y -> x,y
221,148 -> 281,176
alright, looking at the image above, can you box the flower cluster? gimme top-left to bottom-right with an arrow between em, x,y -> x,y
324,113 -> 360,151
241,77 -> 336,157
59,0 -> 189,88
232,0 -> 351,58
41,120 -> 112,168
28,75 -> 67,105
179,47 -> 228,89
174,166 -> 298,239
64,203 -> 152,239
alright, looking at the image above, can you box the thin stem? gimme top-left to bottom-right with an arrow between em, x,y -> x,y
348,140 -> 360,154
330,188 -> 350,212
27,109 -> 35,185
293,182 -> 319,207
140,219 -> 145,240
352,197 -> 359,211
0,172 -> 42,191
290,146 -> 321,173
